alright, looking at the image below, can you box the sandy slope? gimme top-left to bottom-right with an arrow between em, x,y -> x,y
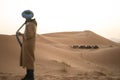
0,30 -> 120,80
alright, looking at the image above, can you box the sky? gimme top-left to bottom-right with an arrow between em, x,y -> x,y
0,0 -> 120,42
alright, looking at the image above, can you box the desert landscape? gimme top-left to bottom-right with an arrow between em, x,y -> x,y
0,30 -> 120,80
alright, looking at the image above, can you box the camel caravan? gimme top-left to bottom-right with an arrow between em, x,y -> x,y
71,45 -> 99,49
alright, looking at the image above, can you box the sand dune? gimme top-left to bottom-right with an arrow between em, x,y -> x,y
42,30 -> 117,46
0,30 -> 120,80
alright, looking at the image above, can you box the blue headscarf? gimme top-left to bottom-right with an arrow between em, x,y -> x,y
22,10 -> 34,20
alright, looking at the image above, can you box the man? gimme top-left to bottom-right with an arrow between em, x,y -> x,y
21,19 -> 37,80
16,10 -> 37,80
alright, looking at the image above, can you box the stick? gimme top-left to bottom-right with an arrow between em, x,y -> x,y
16,22 -> 26,47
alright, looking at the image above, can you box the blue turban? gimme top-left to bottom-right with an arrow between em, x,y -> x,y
22,10 -> 34,20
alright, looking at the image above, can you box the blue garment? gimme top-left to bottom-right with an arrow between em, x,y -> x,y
22,10 -> 34,20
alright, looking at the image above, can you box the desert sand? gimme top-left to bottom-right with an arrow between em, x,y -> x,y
0,30 -> 120,80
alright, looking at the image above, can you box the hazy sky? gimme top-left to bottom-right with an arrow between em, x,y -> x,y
0,0 -> 120,41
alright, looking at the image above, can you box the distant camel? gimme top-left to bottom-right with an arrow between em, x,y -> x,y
85,45 -> 92,49
79,45 -> 86,49
72,45 -> 79,49
92,45 -> 99,49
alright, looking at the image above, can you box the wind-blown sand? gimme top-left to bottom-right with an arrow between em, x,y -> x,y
0,30 -> 120,80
